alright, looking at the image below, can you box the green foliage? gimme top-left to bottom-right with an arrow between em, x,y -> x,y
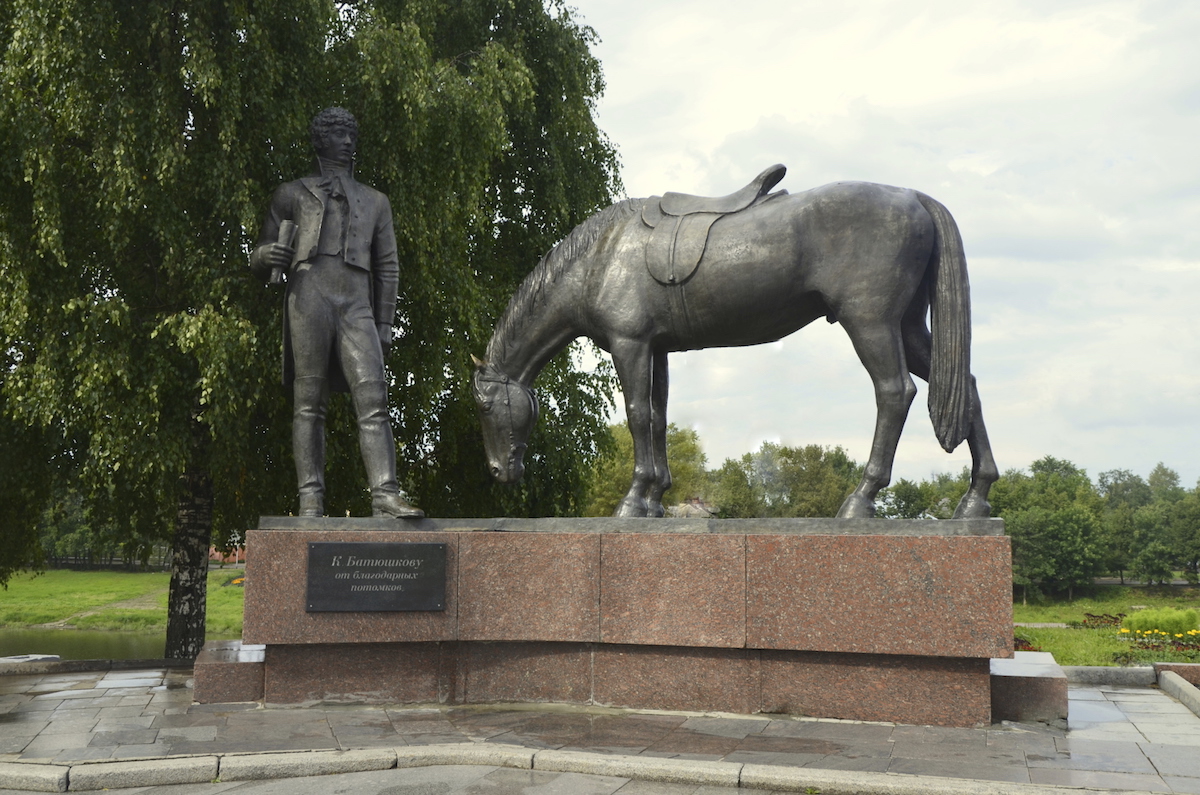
1123,607 -> 1199,635
0,0 -> 621,587
709,458 -> 764,519
877,469 -> 969,519
741,442 -> 862,518
583,423 -> 706,516
992,457 -> 1105,599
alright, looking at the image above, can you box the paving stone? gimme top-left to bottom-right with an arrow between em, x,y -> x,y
678,716 -> 770,739
984,730 -> 1059,753
1067,688 -> 1107,701
723,749 -> 823,767
98,705 -> 152,718
111,741 -> 172,758
1030,737 -> 1157,773
37,717 -> 98,735
1143,742 -> 1200,777
1029,766 -> 1171,791
805,754 -> 892,773
50,707 -> 99,721
151,713 -> 223,729
20,731 -> 95,752
886,757 -> 1031,782
1140,731 -> 1200,746
158,725 -> 219,742
1164,775 -> 1200,795
0,718 -> 49,737
94,715 -> 157,730
55,695 -> 125,709
51,745 -> 115,762
99,678 -> 162,689
90,729 -> 160,746
889,740 -> 1025,766
0,735 -> 34,754
761,720 -> 893,743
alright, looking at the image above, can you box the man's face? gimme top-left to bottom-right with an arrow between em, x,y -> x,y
316,125 -> 356,165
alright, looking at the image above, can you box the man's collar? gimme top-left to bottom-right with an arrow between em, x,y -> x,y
315,156 -> 354,179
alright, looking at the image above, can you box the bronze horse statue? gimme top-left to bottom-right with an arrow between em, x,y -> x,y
473,165 -> 998,518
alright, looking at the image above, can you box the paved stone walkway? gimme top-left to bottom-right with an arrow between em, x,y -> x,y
2,668 -> 1199,793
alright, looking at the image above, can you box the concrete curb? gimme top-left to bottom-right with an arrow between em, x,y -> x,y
67,756 -> 218,792
740,764 -> 1160,795
1062,666 -> 1156,686
0,762 -> 68,793
394,742 -> 534,769
0,749 -> 1174,794
0,658 -> 193,677
534,749 -> 740,787
217,748 -> 397,781
1159,670 -> 1200,718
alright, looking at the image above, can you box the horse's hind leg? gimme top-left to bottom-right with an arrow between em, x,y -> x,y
837,319 -> 916,518
902,310 -> 999,518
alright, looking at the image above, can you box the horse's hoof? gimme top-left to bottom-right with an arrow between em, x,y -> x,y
613,498 -> 648,518
835,494 -> 876,519
647,501 -> 665,518
952,493 -> 992,519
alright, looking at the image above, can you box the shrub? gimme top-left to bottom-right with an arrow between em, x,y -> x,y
1123,607 -> 1199,635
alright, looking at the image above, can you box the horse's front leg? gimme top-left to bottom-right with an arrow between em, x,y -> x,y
838,321 -> 916,518
644,349 -> 671,517
611,340 -> 657,517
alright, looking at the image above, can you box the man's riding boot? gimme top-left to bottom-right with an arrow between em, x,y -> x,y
293,376 -> 329,517
353,379 -> 423,519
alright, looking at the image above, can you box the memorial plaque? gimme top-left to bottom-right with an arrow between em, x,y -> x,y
306,542 -> 447,612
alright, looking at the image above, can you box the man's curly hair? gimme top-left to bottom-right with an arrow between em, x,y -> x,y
310,107 -> 358,151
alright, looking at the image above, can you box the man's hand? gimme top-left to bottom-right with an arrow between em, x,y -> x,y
262,242 -> 294,271
250,242 -> 295,282
377,323 -> 393,356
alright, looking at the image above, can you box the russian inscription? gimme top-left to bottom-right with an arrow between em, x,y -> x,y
306,542 -> 447,612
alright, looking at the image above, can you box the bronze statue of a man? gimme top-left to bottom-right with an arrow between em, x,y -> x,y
250,107 -> 422,519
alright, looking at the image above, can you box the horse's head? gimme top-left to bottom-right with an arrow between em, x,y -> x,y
471,356 -> 539,484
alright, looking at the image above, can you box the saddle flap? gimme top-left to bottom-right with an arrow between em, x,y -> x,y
660,163 -> 787,217
645,212 -> 721,285
641,196 -> 665,229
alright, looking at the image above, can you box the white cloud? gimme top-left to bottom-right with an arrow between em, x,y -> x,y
563,0 -> 1200,485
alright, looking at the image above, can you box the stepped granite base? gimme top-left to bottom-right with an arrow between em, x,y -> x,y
195,517 -> 1012,727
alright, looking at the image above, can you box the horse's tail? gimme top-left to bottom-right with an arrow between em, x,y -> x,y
915,192 -> 972,453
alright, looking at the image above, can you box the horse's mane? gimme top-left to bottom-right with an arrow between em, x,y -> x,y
485,198 -> 642,364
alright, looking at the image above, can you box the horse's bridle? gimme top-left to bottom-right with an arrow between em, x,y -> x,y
475,368 -> 538,466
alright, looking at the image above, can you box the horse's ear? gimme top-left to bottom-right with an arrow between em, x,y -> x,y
470,354 -> 486,369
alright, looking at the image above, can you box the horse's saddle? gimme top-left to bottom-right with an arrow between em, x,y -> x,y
642,164 -> 787,285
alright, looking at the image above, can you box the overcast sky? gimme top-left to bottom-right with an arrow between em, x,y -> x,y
561,0 -> 1200,486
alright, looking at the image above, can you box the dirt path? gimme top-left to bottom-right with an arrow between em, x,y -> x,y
31,589 -> 167,630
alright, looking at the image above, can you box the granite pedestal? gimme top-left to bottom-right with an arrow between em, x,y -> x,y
196,517 -> 1012,727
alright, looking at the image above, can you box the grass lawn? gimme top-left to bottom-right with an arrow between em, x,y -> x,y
1013,584 -> 1200,666
1012,585 -> 1200,625
0,569 -> 244,637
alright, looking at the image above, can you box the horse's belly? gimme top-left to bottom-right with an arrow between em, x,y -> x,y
667,286 -> 827,350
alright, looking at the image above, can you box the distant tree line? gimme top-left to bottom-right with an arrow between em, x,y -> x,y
584,425 -> 1200,598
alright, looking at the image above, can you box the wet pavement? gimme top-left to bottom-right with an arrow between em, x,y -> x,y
2,668 -> 1199,793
